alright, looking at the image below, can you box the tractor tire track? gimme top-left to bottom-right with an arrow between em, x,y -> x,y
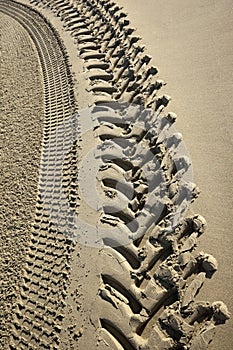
26,1 -> 230,349
1,0 -> 230,349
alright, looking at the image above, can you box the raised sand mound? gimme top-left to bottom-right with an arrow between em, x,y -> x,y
0,0 -> 230,349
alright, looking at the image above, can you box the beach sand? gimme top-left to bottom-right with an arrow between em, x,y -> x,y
117,1 -> 233,349
0,12 -> 44,347
0,0 -> 232,349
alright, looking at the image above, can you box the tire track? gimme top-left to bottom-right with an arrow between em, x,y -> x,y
28,1 -> 230,348
0,12 -> 44,348
6,0 -> 230,349
32,0 -> 168,107
94,107 -> 228,349
0,1 -> 78,348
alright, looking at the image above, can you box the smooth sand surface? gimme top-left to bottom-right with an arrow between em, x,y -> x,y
117,1 -> 233,348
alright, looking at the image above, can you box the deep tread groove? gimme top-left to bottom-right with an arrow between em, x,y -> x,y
101,274 -> 142,314
100,319 -> 136,350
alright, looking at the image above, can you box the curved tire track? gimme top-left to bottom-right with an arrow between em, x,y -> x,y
0,0 -> 78,349
2,0 -> 230,349
28,1 -> 230,349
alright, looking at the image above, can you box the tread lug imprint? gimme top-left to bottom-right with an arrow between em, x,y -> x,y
2,0 -> 230,349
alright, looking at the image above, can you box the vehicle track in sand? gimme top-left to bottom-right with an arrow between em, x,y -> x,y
0,0 -> 78,349
0,10 -> 44,348
30,1 -> 229,349
0,0 -> 230,349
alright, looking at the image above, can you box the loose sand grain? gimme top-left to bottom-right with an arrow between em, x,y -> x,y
0,12 -> 44,347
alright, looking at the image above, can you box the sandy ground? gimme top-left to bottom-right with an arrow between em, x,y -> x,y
116,1 -> 233,349
0,0 -> 232,349
0,12 -> 44,347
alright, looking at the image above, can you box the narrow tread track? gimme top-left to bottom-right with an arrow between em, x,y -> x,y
0,1 -> 78,348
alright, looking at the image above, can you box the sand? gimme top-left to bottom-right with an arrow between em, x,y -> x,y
116,2 -> 233,349
0,0 -> 232,349
0,11 -> 44,348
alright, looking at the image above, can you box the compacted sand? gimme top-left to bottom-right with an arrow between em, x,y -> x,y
0,0 -> 232,349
